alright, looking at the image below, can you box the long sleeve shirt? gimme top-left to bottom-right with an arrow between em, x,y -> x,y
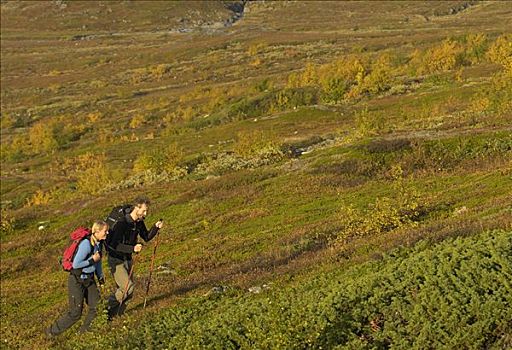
72,239 -> 104,280
106,214 -> 159,261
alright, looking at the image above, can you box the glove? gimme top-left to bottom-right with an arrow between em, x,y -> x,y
98,277 -> 105,286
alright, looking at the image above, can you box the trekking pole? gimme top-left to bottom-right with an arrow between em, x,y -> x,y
143,227 -> 161,308
117,253 -> 137,316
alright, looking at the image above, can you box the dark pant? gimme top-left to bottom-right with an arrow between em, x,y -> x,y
106,257 -> 134,318
48,274 -> 100,335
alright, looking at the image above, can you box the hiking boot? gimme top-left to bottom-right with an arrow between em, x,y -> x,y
106,305 -> 118,321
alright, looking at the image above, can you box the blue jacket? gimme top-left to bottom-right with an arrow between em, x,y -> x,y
73,239 -> 104,280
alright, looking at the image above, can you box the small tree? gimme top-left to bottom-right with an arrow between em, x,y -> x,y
464,33 -> 487,64
486,34 -> 512,68
75,152 -> 111,195
234,130 -> 280,159
25,189 -> 52,207
359,54 -> 393,95
129,114 -> 146,129
28,121 -> 58,154
419,39 -> 464,74
133,142 -> 184,174
300,62 -> 318,87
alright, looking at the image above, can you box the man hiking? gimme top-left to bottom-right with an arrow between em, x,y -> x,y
105,195 -> 163,319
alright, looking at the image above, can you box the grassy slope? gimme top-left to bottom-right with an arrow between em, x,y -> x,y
1,1 -> 511,349
69,229 -> 512,349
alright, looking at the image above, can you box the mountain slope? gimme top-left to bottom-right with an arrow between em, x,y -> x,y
0,1 -> 511,349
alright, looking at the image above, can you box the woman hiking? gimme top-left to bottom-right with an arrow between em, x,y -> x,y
46,220 -> 108,337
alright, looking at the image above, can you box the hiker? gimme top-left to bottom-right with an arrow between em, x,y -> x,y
46,220 -> 108,337
105,196 -> 163,319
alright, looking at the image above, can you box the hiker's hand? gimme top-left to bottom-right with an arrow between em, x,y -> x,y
156,220 -> 164,229
98,277 -> 105,286
134,243 -> 143,253
92,251 -> 101,262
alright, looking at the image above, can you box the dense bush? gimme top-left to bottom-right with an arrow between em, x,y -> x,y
24,189 -> 52,207
287,55 -> 394,103
74,152 -> 113,195
185,88 -> 320,130
418,39 -> 465,74
362,133 -> 512,174
0,208 -> 15,237
406,134 -> 512,172
470,36 -> 512,119
334,166 -> 422,244
234,130 -> 279,158
464,33 -> 488,65
133,143 -> 185,174
28,121 -> 59,154
107,167 -> 188,190
271,87 -> 319,111
486,34 -> 512,68
194,146 -> 284,177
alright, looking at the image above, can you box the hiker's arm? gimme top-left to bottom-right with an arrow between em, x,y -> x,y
72,240 -> 95,269
94,260 -> 104,280
116,242 -> 137,253
94,244 -> 104,279
138,221 -> 159,242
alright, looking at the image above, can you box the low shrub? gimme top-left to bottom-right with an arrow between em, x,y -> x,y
234,130 -> 279,158
355,107 -> 385,136
27,121 -> 59,155
334,171 -> 422,244
0,208 -> 15,237
486,34 -> 512,68
365,138 -> 412,154
194,146 -> 284,177
418,39 -> 465,74
133,143 -> 185,174
273,87 -> 319,110
406,134 -> 512,172
107,167 -> 188,190
464,33 -> 488,64
24,190 -> 52,207
75,152 -> 112,195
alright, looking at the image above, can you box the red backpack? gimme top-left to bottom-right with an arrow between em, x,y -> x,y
61,227 -> 91,271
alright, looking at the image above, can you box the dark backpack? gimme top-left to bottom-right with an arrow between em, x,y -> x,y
61,227 -> 91,271
105,204 -> 132,246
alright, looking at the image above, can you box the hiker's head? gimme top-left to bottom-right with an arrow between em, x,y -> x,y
131,195 -> 150,221
91,220 -> 109,241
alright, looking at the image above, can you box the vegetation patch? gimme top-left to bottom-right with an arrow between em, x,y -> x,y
66,229 -> 512,350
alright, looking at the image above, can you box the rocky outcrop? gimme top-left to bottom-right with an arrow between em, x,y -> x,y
434,1 -> 479,16
223,0 -> 247,27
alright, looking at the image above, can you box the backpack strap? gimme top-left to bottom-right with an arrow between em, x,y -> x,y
69,235 -> 93,275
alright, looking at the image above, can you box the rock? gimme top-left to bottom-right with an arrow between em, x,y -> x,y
211,285 -> 229,294
156,262 -> 177,275
248,286 -> 262,294
454,206 -> 468,216
157,262 -> 172,270
54,0 -> 67,9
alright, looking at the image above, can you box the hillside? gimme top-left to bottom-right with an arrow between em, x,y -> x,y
1,1 -> 511,349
